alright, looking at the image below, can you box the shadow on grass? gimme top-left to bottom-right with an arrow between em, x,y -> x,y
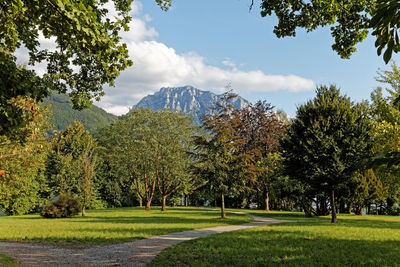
65,215 -> 250,226
151,225 -> 400,267
242,210 -> 400,230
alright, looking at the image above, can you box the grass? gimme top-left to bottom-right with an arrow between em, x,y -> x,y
0,254 -> 18,267
0,206 -> 251,247
151,210 -> 400,267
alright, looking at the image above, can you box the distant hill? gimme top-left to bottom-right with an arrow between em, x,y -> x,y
43,92 -> 117,133
132,86 -> 249,124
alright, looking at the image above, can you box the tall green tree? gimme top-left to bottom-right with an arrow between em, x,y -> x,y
0,98 -> 51,214
194,92 -> 252,218
369,62 -> 400,214
351,169 -> 386,215
45,120 -> 97,215
99,108 -> 196,211
254,0 -> 399,63
256,153 -> 284,211
282,85 -> 372,223
153,111 -> 196,211
0,0 -> 171,137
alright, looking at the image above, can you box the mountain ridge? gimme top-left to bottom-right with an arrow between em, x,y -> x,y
132,85 -> 249,124
44,92 -> 117,133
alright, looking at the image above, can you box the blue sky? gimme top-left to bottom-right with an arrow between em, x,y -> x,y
97,0 -> 399,116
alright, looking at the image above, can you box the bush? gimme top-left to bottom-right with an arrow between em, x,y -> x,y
41,194 -> 80,218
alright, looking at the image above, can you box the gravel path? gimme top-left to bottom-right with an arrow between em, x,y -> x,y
0,211 -> 289,266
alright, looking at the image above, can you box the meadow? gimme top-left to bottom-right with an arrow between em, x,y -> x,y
151,210 -> 400,266
0,254 -> 17,267
3,207 -> 400,266
0,207 -> 251,247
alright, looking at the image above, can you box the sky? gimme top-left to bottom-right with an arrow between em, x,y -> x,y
28,0 -> 400,116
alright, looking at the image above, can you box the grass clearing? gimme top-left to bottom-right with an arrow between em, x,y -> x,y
151,210 -> 400,266
0,254 -> 18,267
0,207 -> 251,247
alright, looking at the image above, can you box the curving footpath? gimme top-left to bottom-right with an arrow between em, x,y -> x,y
0,212 -> 290,266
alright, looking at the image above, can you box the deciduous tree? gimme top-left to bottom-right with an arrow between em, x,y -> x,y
254,0 -> 399,63
0,98 -> 51,214
45,120 -> 97,215
0,0 -> 171,137
282,85 -> 372,223
239,100 -> 287,211
100,108 -> 196,211
194,92 -> 252,218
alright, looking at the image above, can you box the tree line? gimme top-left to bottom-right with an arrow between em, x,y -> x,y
2,62 -> 400,222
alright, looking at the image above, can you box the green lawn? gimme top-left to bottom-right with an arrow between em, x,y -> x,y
151,210 -> 400,267
0,207 -> 251,247
0,254 -> 18,267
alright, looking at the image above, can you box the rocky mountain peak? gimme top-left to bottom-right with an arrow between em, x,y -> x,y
132,86 -> 249,124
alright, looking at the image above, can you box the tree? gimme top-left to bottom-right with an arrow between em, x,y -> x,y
99,108 -> 196,211
351,169 -> 386,215
153,111 -> 196,211
254,0 -> 399,63
194,92 -> 252,218
256,153 -> 284,211
282,85 -> 372,223
79,150 -> 96,216
0,0 -> 171,137
0,98 -> 51,214
45,120 -> 97,216
239,100 -> 287,211
369,62 -> 400,214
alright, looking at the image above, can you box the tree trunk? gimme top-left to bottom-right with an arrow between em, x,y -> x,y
346,202 -> 352,214
145,200 -> 151,211
265,190 -> 270,211
339,200 -> 346,214
221,193 -> 226,219
161,195 -> 167,211
300,198 -> 314,217
81,206 -> 86,217
354,205 -> 363,215
331,190 -> 337,223
139,196 -> 143,207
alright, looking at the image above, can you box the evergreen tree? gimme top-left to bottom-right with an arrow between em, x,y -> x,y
282,85 -> 372,223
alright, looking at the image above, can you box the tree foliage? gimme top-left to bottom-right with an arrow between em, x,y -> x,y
282,85 -> 372,223
45,120 -> 97,214
98,108 -> 196,211
0,98 -> 51,214
239,100 -> 287,211
256,0 -> 400,63
351,169 -> 386,215
368,61 -> 400,214
194,92 -> 252,218
0,0 -> 170,137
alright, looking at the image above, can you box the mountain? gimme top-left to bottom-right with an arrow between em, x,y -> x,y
43,92 -> 117,133
132,86 -> 249,124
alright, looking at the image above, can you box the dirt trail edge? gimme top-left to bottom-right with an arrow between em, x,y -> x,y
0,211 -> 290,267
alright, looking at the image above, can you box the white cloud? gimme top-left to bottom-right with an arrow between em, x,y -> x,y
96,1 -> 315,115
222,58 -> 236,69
15,1 -> 316,116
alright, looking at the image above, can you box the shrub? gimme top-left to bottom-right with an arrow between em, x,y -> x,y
41,194 -> 80,218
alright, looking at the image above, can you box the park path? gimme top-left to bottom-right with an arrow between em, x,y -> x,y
0,211 -> 289,267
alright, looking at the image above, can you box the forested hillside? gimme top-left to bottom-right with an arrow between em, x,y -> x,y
44,92 -> 117,132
